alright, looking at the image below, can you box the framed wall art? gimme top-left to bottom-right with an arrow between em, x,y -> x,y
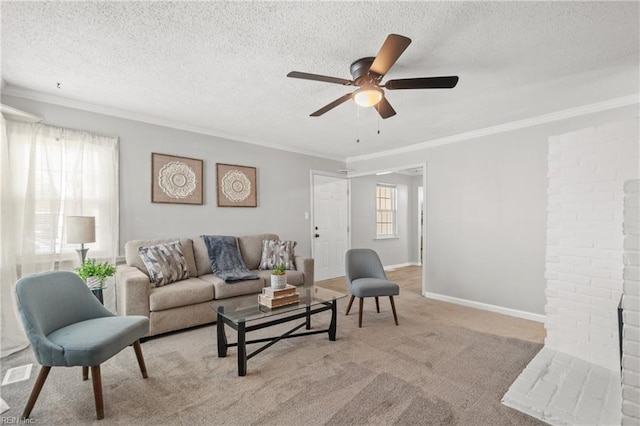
216,163 -> 257,207
152,153 -> 203,205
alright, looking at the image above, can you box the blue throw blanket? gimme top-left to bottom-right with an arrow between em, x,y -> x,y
202,235 -> 259,283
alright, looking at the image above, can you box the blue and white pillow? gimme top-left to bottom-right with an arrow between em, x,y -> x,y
138,241 -> 189,287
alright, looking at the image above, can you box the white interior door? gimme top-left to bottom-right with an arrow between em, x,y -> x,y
312,173 -> 349,281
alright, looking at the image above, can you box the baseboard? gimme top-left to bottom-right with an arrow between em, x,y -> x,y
384,262 -> 420,271
423,291 -> 546,323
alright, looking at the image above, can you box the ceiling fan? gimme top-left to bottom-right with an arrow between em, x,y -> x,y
287,34 -> 459,119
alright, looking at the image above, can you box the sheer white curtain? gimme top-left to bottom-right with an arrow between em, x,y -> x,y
0,118 -> 119,357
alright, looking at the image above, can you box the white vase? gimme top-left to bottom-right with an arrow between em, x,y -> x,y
86,276 -> 104,289
271,274 -> 286,290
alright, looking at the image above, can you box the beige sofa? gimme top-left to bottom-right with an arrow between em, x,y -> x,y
115,233 -> 314,337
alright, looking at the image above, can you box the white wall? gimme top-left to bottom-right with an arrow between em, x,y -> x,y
350,173 -> 420,267
2,95 -> 345,258
347,104 -> 639,317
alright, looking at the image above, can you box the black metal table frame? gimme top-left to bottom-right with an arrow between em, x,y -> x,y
217,299 -> 338,376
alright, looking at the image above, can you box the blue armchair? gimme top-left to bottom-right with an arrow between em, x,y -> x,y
15,271 -> 149,420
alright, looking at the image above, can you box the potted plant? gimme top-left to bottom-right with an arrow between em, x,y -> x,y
76,258 -> 116,289
270,264 -> 287,290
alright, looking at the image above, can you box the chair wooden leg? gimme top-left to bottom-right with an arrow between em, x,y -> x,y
133,340 -> 148,379
375,297 -> 380,313
358,298 -> 364,328
82,366 -> 89,381
22,366 -> 51,419
90,366 -> 104,420
390,296 -> 399,326
345,295 -> 355,315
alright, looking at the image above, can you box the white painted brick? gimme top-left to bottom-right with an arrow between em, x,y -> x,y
594,181 -> 626,192
573,248 -> 614,260
548,280 -> 576,293
559,256 -> 591,266
592,278 -> 624,290
561,238 -> 595,249
577,211 -> 615,222
546,263 -> 574,273
595,238 -> 625,251
625,266 -> 640,281
624,324 -> 640,343
558,290 -> 591,305
592,258 -> 624,270
623,341 -> 640,357
624,282 -> 640,297
564,222 -> 594,230
625,180 -> 640,193
622,296 -> 640,312
579,286 -> 612,305
623,311 -> 640,327
561,183 -> 595,194
622,369 -> 640,388
585,304 -> 614,319
617,167 -> 640,181
623,357 -> 640,372
624,252 -> 640,267
625,237 -> 640,251
624,192 -> 640,206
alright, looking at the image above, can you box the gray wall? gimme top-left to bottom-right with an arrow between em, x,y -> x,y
347,104 -> 639,316
350,173 -> 421,267
3,95 -> 345,258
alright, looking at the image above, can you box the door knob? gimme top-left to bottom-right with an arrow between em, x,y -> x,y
315,233 -> 320,238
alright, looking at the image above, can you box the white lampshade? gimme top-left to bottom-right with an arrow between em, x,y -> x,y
353,87 -> 383,108
66,216 -> 96,244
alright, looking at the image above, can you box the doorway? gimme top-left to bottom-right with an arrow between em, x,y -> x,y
311,172 -> 349,281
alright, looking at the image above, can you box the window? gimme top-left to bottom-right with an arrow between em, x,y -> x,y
4,120 -> 119,272
376,183 -> 397,237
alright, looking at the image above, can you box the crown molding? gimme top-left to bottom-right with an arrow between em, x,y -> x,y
1,85 -> 344,162
346,94 -> 640,164
1,103 -> 43,123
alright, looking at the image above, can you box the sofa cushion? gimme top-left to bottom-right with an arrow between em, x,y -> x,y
255,269 -> 305,286
198,273 -> 265,300
138,241 -> 190,288
238,234 -> 279,270
258,239 -> 297,270
126,238 -> 197,277
149,277 -> 215,311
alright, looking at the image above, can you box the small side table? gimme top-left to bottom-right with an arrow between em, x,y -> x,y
90,286 -> 107,304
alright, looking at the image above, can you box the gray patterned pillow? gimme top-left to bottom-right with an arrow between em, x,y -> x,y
258,240 -> 297,270
138,241 -> 189,288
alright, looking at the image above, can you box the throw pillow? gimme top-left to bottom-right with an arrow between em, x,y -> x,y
138,241 -> 190,288
258,239 -> 297,270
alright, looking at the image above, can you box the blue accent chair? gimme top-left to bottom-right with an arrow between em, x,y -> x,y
15,271 -> 149,420
345,248 -> 399,327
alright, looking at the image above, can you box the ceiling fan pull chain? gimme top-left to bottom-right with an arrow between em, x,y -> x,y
356,105 -> 360,143
377,105 -> 381,134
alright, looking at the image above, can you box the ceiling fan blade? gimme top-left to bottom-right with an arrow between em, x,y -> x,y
385,76 -> 459,90
287,71 -> 353,86
310,93 -> 354,117
375,97 -> 396,119
369,34 -> 412,77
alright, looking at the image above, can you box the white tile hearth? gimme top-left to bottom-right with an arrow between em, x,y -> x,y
502,347 -> 621,425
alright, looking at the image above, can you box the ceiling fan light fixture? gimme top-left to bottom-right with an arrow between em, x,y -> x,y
353,87 -> 383,108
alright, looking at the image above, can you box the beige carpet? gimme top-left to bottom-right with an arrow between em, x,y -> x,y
1,275 -> 545,425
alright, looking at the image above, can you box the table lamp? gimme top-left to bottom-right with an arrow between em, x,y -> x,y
66,216 -> 96,264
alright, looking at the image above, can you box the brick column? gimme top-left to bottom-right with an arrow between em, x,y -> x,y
622,179 -> 640,425
545,119 -> 639,370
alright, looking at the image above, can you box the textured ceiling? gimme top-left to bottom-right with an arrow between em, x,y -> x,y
2,2 -> 638,161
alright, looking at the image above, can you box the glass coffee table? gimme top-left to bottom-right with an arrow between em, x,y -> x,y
213,285 -> 346,376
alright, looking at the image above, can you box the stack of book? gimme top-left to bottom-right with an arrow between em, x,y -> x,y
258,284 -> 300,308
